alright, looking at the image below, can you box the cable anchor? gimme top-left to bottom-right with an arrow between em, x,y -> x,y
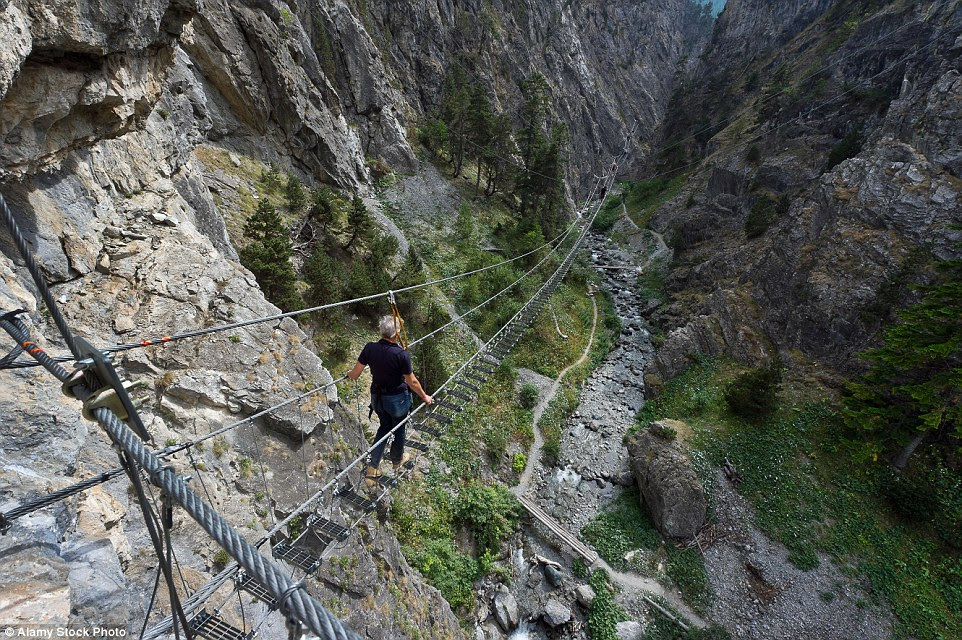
62,337 -> 152,442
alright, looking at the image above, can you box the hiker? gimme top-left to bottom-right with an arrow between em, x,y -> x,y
347,315 -> 433,485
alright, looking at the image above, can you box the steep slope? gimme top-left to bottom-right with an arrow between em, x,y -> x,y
644,0 -> 962,377
0,0 -> 712,637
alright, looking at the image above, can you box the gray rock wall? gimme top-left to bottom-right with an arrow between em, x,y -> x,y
648,0 -> 962,374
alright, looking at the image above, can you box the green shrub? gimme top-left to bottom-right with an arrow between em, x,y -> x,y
745,145 -> 761,164
744,193 -> 789,238
592,196 -> 623,232
454,482 -> 520,554
825,126 -> 863,172
403,538 -> 479,611
519,382 -> 539,409
212,548 -> 231,570
512,452 -> 527,475
586,570 -> 629,640
723,362 -> 782,421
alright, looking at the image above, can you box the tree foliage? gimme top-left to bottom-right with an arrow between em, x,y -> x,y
844,252 -> 962,466
344,196 -> 374,250
724,361 -> 782,421
239,200 -> 302,311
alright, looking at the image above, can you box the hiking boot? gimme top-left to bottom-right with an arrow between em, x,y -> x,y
392,452 -> 412,472
363,465 -> 381,488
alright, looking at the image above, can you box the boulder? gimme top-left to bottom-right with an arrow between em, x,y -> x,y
542,598 -> 571,628
574,584 -> 596,608
616,620 -> 645,640
493,590 -> 519,632
625,420 -> 706,540
544,564 -> 563,587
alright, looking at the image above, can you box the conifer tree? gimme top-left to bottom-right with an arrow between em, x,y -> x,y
440,66 -> 471,176
344,196 -> 374,250
302,245 -> 342,308
483,113 -> 517,197
239,200 -> 301,311
466,83 -> 493,194
308,186 -> 339,234
414,302 -> 449,399
844,251 -> 962,469
285,175 -> 307,215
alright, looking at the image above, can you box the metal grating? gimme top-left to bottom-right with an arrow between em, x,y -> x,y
433,400 -> 461,413
307,515 -> 349,544
236,574 -> 277,609
336,486 -> 377,513
189,610 -> 251,640
415,419 -> 444,434
406,440 -> 430,452
445,389 -> 473,403
465,371 -> 487,384
272,540 -> 321,573
423,413 -> 451,426
454,380 -> 480,393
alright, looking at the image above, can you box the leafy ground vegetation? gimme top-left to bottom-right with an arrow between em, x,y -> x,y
628,357 -> 961,640
593,174 -> 692,233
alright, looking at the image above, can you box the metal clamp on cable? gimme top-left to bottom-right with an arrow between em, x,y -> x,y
62,337 -> 152,442
0,512 -> 11,535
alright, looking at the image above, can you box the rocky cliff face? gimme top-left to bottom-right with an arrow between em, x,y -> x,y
0,0 -> 712,636
646,0 -> 962,379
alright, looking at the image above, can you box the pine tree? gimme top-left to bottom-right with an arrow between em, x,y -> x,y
414,302 -> 449,397
239,200 -> 302,311
308,186 -> 339,234
513,73 -> 568,232
284,175 -> 307,215
466,83 -> 493,194
440,66 -> 471,176
844,252 -> 962,469
347,261 -> 379,316
302,245 -> 342,307
344,196 -> 374,250
483,113 -> 517,197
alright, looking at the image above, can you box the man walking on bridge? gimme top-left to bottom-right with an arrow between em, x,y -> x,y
347,315 -> 433,486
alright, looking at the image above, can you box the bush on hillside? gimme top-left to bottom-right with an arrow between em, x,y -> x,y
724,361 -> 782,421
519,382 -> 539,409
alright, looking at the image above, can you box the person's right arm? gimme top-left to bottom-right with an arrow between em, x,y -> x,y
346,362 -> 365,380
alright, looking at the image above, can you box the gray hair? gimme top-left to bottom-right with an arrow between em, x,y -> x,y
378,315 -> 397,339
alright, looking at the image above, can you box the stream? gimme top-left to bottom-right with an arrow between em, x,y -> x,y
475,227 -> 691,639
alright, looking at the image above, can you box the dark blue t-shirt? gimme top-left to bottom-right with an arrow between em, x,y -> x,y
358,339 -> 413,395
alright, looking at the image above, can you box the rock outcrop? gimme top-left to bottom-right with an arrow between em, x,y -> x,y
648,0 -> 962,373
625,420 -> 706,541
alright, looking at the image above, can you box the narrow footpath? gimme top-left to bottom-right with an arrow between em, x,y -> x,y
493,227 -> 704,639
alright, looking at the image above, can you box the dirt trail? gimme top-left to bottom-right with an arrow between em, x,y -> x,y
512,293 -> 597,494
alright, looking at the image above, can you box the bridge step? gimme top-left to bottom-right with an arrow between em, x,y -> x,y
236,574 -> 277,609
433,399 -> 461,413
454,380 -> 479,393
336,486 -> 376,513
445,389 -> 473,403
306,515 -> 349,544
465,371 -> 486,384
189,610 -> 251,640
406,439 -> 430,452
272,540 -> 321,573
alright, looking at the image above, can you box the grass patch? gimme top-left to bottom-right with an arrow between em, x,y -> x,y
581,490 -> 712,615
533,285 -> 620,465
620,173 -> 692,229
640,358 -> 962,639
585,569 -> 629,640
